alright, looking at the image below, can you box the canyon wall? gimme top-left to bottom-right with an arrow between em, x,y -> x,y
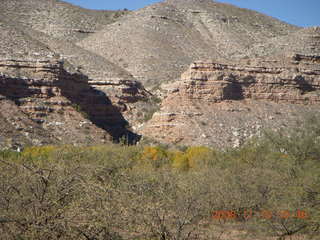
173,54 -> 320,104
0,59 -> 143,149
140,55 -> 320,147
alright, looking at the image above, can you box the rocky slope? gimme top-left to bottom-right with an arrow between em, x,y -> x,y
246,26 -> 320,58
0,18 -> 54,60
78,0 -> 299,87
18,24 -> 152,125
140,55 -> 320,147
0,0 -> 129,42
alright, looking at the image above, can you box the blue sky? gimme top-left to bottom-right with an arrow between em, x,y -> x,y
64,0 -> 320,27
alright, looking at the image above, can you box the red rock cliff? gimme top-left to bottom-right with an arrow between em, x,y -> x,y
140,55 -> 320,147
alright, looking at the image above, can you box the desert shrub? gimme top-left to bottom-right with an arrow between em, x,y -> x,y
119,170 -> 213,240
257,115 -> 320,238
22,145 -> 57,160
208,115 -> 320,239
140,96 -> 161,122
171,146 -> 217,170
171,151 -> 189,170
265,114 -> 320,165
185,146 -> 216,168
0,157 -> 83,239
139,146 -> 171,169
142,105 -> 160,122
0,115 -> 320,239
0,149 -> 21,160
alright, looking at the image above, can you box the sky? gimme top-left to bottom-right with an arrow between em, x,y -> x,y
64,0 -> 320,27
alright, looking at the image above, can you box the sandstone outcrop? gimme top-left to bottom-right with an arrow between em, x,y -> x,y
174,55 -> 320,104
0,17 -> 152,149
140,55 -> 320,147
88,79 -> 151,126
0,16 -> 150,121
0,59 -> 140,149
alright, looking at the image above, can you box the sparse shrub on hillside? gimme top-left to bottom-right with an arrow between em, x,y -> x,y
22,145 -> 57,159
142,106 -> 160,122
71,103 -> 89,119
139,96 -> 161,123
264,114 -> 320,164
0,149 -> 21,160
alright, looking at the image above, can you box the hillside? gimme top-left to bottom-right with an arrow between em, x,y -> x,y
0,0 -> 319,150
1,1 -> 320,239
0,18 -> 145,148
0,0 -> 129,42
78,0 -> 299,87
247,26 -> 320,58
0,17 -> 54,60
0,0 -> 135,81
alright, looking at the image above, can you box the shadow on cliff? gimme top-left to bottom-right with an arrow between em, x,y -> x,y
0,72 -> 141,145
295,75 -> 315,93
0,76 -> 38,100
57,69 -> 141,144
223,82 -> 245,100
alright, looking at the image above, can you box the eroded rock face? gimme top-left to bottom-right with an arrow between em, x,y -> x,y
176,55 -> 320,104
140,55 -> 320,147
0,59 -> 141,149
88,79 -> 151,126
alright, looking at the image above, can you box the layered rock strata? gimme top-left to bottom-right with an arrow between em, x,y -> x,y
176,55 -> 320,104
0,59 -> 141,149
140,55 -> 320,147
0,16 -> 151,136
88,79 -> 151,126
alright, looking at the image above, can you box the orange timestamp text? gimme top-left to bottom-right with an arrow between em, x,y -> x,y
212,209 -> 309,221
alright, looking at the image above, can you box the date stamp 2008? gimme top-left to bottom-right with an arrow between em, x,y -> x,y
212,210 -> 309,221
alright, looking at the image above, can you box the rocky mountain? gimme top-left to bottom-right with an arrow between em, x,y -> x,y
0,0 -> 319,149
0,0 -> 129,42
78,0 -> 298,87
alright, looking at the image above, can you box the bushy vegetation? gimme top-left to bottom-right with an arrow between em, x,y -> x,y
135,95 -> 162,123
0,116 -> 319,240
